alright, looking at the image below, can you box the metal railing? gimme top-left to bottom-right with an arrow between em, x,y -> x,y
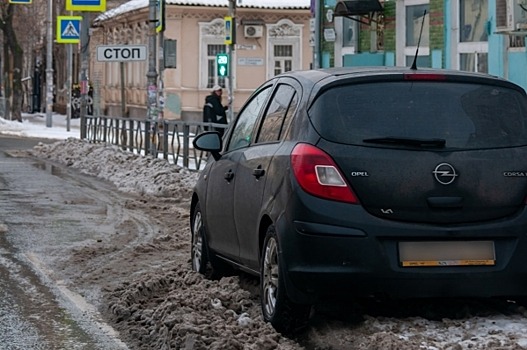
82,115 -> 227,171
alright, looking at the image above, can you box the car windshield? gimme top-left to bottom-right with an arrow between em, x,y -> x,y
310,81 -> 527,149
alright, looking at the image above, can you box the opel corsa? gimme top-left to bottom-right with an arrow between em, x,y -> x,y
190,67 -> 527,333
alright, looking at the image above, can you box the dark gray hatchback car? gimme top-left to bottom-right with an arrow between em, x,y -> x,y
190,66 -> 527,333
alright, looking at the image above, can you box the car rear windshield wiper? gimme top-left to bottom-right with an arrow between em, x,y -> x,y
363,137 -> 446,148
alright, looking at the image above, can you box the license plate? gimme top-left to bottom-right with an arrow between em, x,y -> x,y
399,241 -> 495,267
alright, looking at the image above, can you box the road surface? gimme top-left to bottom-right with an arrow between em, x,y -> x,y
0,135 -> 128,349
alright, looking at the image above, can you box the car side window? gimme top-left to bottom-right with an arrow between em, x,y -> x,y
226,86 -> 272,152
278,89 -> 298,140
256,84 -> 297,144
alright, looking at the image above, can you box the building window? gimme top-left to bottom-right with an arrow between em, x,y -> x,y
396,0 -> 430,67
267,19 -> 303,79
460,0 -> 488,42
406,4 -> 429,46
200,19 -> 232,89
334,16 -> 357,67
257,84 -> 297,143
460,52 -> 488,72
454,0 -> 489,72
342,17 -> 356,48
273,45 -> 293,76
510,35 -> 526,49
405,3 -> 429,66
207,44 -> 227,88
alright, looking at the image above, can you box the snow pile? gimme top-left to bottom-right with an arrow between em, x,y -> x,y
31,138 -> 198,201
106,265 -> 299,349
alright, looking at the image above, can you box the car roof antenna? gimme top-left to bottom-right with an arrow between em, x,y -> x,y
410,9 -> 427,70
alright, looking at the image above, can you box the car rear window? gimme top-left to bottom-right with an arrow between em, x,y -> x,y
310,81 -> 527,149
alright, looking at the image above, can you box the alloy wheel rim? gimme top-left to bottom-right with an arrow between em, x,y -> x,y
262,237 -> 279,316
192,211 -> 203,271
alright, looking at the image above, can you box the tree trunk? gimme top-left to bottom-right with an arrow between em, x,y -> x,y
2,30 -> 11,120
0,4 -> 23,122
11,44 -> 23,122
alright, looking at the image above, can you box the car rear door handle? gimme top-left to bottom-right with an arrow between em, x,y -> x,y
224,169 -> 234,182
252,166 -> 265,179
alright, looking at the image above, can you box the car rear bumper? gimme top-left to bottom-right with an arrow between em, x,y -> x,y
276,196 -> 527,303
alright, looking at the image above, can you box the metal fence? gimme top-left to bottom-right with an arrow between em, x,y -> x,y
81,115 -> 227,171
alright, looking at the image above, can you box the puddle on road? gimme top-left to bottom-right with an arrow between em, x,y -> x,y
32,161 -> 65,177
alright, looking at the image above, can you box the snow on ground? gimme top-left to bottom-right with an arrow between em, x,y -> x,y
3,114 -> 527,349
0,113 -> 81,140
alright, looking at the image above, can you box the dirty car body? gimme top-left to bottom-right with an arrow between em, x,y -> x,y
190,66 -> 527,332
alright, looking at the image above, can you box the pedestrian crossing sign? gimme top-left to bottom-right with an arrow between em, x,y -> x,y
57,16 -> 82,44
9,0 -> 33,4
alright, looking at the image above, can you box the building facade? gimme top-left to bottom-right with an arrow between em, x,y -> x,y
90,0 -> 311,121
329,0 -> 527,91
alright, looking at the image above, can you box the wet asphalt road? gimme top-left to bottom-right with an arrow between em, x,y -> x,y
0,135 -> 127,349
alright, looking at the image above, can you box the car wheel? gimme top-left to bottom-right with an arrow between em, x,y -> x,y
191,202 -> 209,275
260,225 -> 311,334
191,202 -> 231,279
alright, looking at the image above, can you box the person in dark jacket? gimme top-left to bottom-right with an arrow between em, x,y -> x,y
203,85 -> 228,136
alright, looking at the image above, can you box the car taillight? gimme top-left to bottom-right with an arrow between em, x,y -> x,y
291,143 -> 359,204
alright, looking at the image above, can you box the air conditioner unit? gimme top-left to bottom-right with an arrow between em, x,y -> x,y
244,25 -> 263,38
496,0 -> 527,32
496,0 -> 514,32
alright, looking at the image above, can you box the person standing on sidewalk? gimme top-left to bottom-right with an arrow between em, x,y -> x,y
203,85 -> 228,137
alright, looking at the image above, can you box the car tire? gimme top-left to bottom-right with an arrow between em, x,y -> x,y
260,225 -> 311,334
191,202 -> 230,279
191,202 -> 210,275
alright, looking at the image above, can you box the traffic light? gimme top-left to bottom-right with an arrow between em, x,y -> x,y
216,53 -> 229,77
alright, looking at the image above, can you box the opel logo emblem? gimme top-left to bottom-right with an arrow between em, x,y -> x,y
433,163 -> 458,185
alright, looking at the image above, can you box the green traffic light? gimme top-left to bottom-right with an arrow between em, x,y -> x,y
216,53 -> 229,77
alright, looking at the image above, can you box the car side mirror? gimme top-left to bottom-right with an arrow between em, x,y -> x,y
193,131 -> 223,160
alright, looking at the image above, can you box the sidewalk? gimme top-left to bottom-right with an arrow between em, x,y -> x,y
0,113 -> 80,140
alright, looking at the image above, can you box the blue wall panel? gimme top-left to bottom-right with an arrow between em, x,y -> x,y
507,51 -> 527,91
343,53 -> 385,66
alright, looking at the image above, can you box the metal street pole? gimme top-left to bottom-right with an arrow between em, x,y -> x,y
66,43 -> 72,131
45,0 -> 53,127
227,0 -> 235,122
147,0 -> 158,155
314,0 -> 321,69
79,14 -> 90,139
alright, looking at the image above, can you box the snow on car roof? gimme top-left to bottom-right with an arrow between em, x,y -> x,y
96,0 -> 310,23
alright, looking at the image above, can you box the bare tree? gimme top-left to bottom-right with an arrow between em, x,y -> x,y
0,3 -> 24,121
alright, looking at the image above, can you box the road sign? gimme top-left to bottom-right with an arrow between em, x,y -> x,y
224,16 -> 233,45
66,0 -> 106,12
156,0 -> 165,33
57,16 -> 82,44
96,45 -> 148,62
9,0 -> 32,4
216,53 -> 229,77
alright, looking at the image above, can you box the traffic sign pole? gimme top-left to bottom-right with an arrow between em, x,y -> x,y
80,15 -> 91,138
227,1 -> 236,123
45,0 -> 53,127
147,0 -> 159,155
